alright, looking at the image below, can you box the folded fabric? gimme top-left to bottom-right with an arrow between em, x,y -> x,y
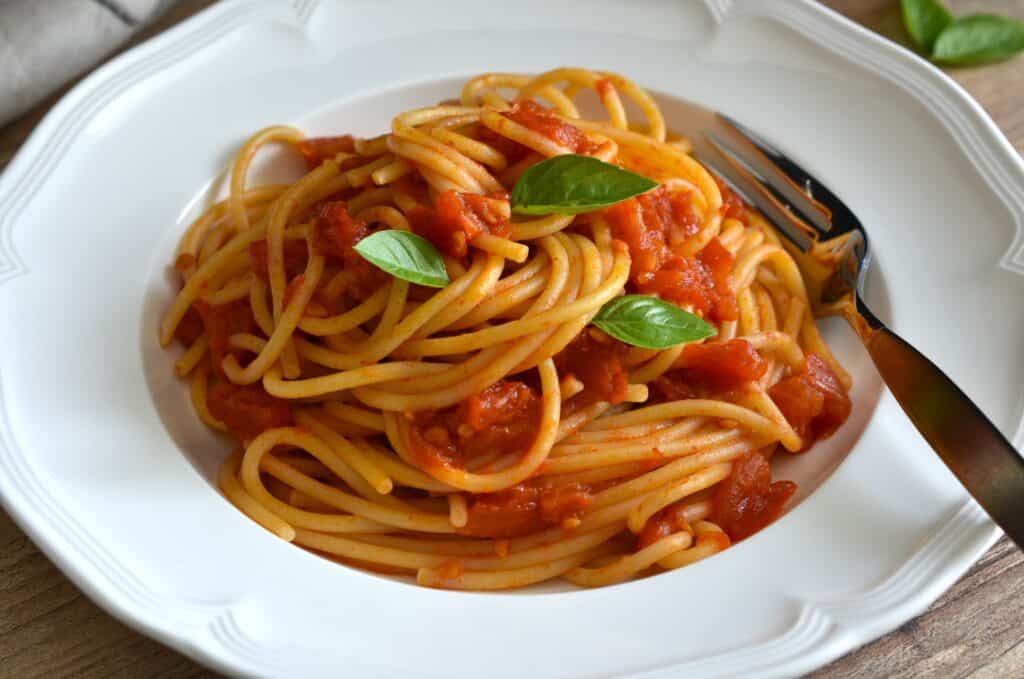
0,0 -> 180,125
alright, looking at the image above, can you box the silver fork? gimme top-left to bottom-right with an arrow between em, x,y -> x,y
669,101 -> 1024,548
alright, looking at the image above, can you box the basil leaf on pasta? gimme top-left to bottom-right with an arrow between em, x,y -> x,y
511,154 -> 657,215
353,230 -> 450,288
592,295 -> 716,349
901,0 -> 953,52
932,14 -> 1024,64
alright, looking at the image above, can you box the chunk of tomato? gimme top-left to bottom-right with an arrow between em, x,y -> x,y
553,331 -> 629,413
408,379 -> 542,471
207,382 -> 292,443
768,353 -> 851,449
651,339 -> 766,400
293,135 -> 355,169
711,450 -> 796,541
458,481 -> 591,538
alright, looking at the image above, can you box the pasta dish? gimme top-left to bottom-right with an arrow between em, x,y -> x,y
159,67 -> 851,590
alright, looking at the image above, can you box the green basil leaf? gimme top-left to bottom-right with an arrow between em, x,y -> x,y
933,14 -> 1024,64
592,295 -> 716,350
901,0 -> 953,52
353,230 -> 450,288
511,154 -> 658,215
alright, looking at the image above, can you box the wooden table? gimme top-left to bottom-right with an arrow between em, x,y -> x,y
2,1 -> 1022,676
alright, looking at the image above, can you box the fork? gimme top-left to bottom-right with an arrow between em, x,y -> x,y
669,101 -> 1024,549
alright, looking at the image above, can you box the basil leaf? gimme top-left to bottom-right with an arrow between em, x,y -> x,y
511,154 -> 657,215
933,14 -> 1024,64
353,230 -> 450,288
592,295 -> 716,350
901,0 -> 953,52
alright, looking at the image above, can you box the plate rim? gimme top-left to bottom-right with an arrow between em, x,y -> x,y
0,0 -> 1019,677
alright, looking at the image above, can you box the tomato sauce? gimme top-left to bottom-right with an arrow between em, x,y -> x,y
696,237 -> 739,321
174,306 -> 205,346
768,353 -> 851,450
207,381 -> 292,443
604,186 -> 696,277
715,176 -> 747,222
407,379 -> 542,471
458,481 -> 592,538
553,331 -> 629,413
504,100 -> 600,155
407,190 -> 510,258
652,339 -> 767,401
247,239 -> 309,280
604,187 -> 737,322
711,450 -> 796,541
311,201 -> 368,259
633,243 -> 737,322
311,201 -> 385,300
194,299 -> 258,376
174,253 -> 196,272
637,501 -> 691,549
293,135 -> 356,170
475,100 -> 599,165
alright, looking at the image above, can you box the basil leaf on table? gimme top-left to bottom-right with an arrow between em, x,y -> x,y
353,230 -> 450,288
592,295 -> 716,350
511,154 -> 657,215
932,14 -> 1024,64
901,0 -> 953,53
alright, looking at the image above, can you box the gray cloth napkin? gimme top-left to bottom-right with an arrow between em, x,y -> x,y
0,0 -> 180,125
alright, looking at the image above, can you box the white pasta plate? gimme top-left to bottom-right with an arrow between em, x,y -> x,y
1,0 -> 1023,676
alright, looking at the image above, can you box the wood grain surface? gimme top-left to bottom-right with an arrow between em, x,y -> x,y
1,1 -> 1022,677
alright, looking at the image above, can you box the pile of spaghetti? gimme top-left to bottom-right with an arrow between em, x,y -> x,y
160,68 -> 851,590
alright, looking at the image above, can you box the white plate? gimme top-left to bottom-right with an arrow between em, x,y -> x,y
1,1 -> 1022,677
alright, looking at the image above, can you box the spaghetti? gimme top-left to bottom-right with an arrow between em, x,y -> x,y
160,68 -> 852,590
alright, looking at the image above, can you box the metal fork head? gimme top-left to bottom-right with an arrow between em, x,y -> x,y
662,96 -> 871,312
712,116 -> 870,301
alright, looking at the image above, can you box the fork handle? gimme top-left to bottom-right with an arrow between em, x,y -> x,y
858,311 -> 1024,548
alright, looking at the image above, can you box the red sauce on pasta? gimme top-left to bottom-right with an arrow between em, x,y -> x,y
711,450 -> 796,541
604,186 -> 699,276
637,502 -> 690,549
768,353 -> 851,450
174,306 -> 205,345
408,190 -> 511,258
408,379 -> 542,471
695,237 -> 740,321
716,176 -> 747,222
293,135 -> 355,169
605,188 -> 738,322
635,240 -> 737,322
311,201 -> 385,299
504,100 -> 600,155
174,253 -> 195,272
594,78 -> 615,101
459,481 -> 591,538
207,382 -> 292,443
194,299 -> 258,376
653,339 -> 768,401
553,331 -> 629,412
